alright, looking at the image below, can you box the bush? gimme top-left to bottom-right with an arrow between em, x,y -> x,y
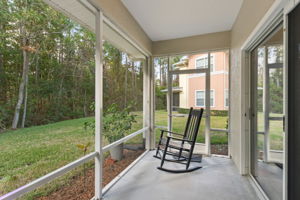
103,104 -> 136,143
155,86 -> 167,110
178,108 -> 228,116
177,108 -> 190,114
210,110 -> 228,117
84,103 -> 136,143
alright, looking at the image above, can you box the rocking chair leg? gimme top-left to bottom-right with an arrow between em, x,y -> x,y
155,131 -> 164,158
178,142 -> 184,161
186,146 -> 195,170
160,137 -> 170,167
155,145 -> 160,157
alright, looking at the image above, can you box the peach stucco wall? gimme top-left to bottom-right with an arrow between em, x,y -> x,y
179,51 -> 229,110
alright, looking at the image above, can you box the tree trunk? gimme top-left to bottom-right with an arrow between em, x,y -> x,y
21,74 -> 28,128
12,36 -> 29,129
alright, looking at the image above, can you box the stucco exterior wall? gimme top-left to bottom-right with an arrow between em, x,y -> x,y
178,52 -> 229,110
230,0 -> 275,173
152,31 -> 231,56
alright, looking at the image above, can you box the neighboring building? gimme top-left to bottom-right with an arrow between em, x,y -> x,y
173,51 -> 229,110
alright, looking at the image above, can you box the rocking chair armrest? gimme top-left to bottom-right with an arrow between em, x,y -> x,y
166,136 -> 193,143
161,130 -> 184,136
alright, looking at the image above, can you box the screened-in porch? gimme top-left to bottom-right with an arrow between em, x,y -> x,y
1,0 -> 299,200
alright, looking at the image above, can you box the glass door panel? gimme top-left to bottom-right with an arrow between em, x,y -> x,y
251,26 -> 284,200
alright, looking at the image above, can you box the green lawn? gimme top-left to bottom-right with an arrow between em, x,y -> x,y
0,110 -> 228,199
257,112 -> 284,151
0,115 -> 143,199
154,110 -> 229,144
0,117 -> 95,198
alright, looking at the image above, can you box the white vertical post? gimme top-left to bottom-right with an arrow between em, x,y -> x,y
263,46 -> 270,162
205,53 -> 211,155
144,57 -> 151,150
150,57 -> 156,149
144,57 -> 155,150
167,57 -> 173,132
95,10 -> 104,200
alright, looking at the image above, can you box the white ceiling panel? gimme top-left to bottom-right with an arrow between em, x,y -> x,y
121,0 -> 243,41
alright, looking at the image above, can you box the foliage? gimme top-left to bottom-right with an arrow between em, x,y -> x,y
0,0 -> 144,130
103,104 -> 136,143
83,103 -> 137,144
210,110 -> 229,117
178,108 -> 228,117
155,86 -> 167,110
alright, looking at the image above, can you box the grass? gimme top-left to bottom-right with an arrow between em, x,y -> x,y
154,110 -> 229,144
257,112 -> 284,151
0,117 -> 95,198
0,110 -> 228,199
0,114 -> 143,199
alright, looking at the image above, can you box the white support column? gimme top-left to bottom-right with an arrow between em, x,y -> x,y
95,10 -> 104,200
167,57 -> 173,132
263,46 -> 270,162
205,53 -> 211,155
150,57 -> 156,149
144,57 -> 152,150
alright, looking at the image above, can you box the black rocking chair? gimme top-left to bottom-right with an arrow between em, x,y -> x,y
154,107 -> 204,173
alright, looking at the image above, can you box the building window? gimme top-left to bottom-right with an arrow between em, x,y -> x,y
195,55 -> 214,71
195,90 -> 214,107
196,91 -> 205,107
210,90 -> 215,107
225,89 -> 229,107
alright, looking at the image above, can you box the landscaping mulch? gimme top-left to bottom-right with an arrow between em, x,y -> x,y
37,149 -> 144,200
211,144 -> 228,155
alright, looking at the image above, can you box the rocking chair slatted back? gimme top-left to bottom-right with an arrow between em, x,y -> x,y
183,108 -> 203,143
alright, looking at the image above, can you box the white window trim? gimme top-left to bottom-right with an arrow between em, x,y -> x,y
188,70 -> 228,78
195,54 -> 215,72
195,90 -> 215,108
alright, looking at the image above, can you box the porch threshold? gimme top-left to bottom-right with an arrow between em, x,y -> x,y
103,151 -> 258,200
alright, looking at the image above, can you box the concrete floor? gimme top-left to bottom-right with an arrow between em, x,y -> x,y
103,151 -> 258,200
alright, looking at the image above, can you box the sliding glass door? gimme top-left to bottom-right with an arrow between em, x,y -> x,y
250,25 -> 284,200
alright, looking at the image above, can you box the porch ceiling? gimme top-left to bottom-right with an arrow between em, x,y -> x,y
121,0 -> 244,41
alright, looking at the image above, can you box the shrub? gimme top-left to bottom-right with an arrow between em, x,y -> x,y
84,103 -> 136,143
103,104 -> 136,143
178,108 -> 228,117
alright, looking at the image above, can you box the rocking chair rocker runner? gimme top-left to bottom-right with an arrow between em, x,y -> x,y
154,107 -> 204,173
